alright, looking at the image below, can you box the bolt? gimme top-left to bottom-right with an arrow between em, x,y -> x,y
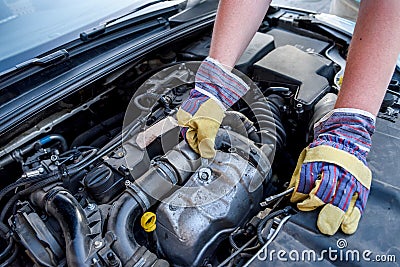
228,147 -> 237,153
94,240 -> 103,249
38,167 -> 44,173
107,252 -> 118,266
198,168 -> 212,182
200,172 -> 209,180
50,155 -> 58,161
87,203 -> 96,211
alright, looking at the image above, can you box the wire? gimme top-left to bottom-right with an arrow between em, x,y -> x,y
0,174 -> 61,222
257,208 -> 290,245
217,236 -> 258,267
0,243 -> 18,267
0,237 -> 14,262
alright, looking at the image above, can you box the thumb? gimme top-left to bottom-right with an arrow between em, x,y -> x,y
198,138 -> 216,159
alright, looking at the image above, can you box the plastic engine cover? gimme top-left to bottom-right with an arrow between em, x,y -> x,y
253,45 -> 334,110
155,151 -> 266,266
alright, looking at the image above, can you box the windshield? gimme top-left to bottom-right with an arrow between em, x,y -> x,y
0,0 -> 155,72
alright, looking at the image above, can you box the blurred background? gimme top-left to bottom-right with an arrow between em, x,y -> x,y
272,0 -> 360,21
0,0 -> 360,24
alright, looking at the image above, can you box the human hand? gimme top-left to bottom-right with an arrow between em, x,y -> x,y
177,57 -> 248,158
289,108 -> 375,235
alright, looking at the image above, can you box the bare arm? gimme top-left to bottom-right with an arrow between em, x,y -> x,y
335,0 -> 400,116
209,0 -> 271,68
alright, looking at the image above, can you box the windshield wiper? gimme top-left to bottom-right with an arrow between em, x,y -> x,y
80,0 -> 165,41
0,49 -> 69,77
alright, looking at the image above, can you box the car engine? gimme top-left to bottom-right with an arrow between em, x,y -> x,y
1,17 -> 398,266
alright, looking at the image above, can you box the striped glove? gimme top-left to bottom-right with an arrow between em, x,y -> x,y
177,57 -> 249,158
289,108 -> 376,235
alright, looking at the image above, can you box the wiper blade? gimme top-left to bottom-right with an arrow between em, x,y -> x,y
0,49 -> 69,77
80,0 -> 165,41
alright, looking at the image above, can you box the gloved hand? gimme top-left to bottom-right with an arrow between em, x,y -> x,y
177,57 -> 249,158
289,108 -> 375,235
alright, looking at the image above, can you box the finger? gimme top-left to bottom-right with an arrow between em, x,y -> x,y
317,172 -> 357,236
185,127 -> 200,154
291,161 -> 323,203
297,164 -> 339,211
198,138 -> 216,159
317,203 -> 345,236
289,148 -> 309,202
298,162 -> 323,195
341,193 -> 361,235
354,183 -> 369,213
297,179 -> 325,211
313,164 -> 339,203
196,118 -> 219,159
331,172 -> 357,213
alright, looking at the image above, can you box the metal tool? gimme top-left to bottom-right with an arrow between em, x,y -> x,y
260,187 -> 294,207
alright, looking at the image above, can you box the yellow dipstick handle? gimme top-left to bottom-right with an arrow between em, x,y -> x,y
141,212 -> 156,232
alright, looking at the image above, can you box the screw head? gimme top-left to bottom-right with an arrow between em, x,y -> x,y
94,240 -> 103,249
198,168 -> 212,182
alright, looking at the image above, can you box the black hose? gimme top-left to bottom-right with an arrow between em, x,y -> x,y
249,96 -> 286,149
106,192 -> 169,266
69,148 -> 98,169
42,134 -> 68,152
70,113 -> 124,148
217,236 -> 258,267
0,176 -> 46,203
31,188 -> 91,267
0,134 -> 68,168
0,243 -> 18,267
0,174 -> 61,225
107,193 -> 142,264
0,222 -> 9,239
256,208 -> 291,245
222,111 -> 257,138
229,229 -> 260,253
0,237 -> 14,262
89,127 -> 121,148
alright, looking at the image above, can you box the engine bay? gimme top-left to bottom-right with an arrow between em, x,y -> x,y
0,9 -> 399,267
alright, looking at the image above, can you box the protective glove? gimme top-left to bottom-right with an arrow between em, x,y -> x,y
177,57 -> 249,158
289,108 -> 375,235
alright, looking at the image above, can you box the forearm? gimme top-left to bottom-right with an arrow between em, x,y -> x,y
335,0 -> 400,116
209,0 -> 271,68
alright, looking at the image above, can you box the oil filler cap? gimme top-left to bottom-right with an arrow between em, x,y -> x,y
141,212 -> 157,232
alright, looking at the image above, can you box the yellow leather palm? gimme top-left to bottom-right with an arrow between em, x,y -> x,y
289,146 -> 372,235
177,99 -> 224,158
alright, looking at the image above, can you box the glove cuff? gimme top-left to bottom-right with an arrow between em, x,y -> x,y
311,108 -> 376,162
195,57 -> 249,110
314,108 -> 376,130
